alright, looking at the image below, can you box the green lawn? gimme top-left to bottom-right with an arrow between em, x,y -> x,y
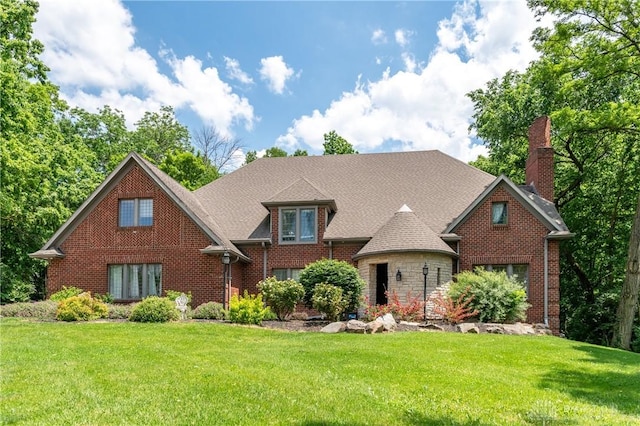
1,319 -> 639,425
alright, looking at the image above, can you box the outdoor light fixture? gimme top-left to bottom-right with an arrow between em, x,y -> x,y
222,251 -> 231,309
396,269 -> 402,281
422,262 -> 429,321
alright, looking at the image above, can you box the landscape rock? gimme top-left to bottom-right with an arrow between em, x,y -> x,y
421,323 -> 445,332
320,322 -> 346,333
346,319 -> 367,333
397,321 -> 420,332
457,322 -> 479,334
485,325 -> 504,334
381,313 -> 397,332
366,321 -> 384,334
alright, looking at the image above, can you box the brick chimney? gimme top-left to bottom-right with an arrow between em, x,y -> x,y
525,116 -> 554,202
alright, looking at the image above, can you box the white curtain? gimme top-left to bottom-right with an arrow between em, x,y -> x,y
109,266 -> 123,299
148,265 -> 157,296
129,265 -> 140,298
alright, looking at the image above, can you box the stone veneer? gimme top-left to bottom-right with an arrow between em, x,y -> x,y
357,252 -> 453,306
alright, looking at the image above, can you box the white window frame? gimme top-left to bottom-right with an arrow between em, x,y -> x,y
272,268 -> 303,281
108,264 -> 162,300
481,264 -> 529,294
278,207 -> 317,244
119,198 -> 153,227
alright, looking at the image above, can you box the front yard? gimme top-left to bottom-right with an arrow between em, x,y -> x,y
1,319 -> 639,425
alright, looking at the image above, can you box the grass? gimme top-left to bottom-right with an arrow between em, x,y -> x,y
1,319 -> 639,425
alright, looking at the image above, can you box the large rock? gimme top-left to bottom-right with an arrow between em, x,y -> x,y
366,321 -> 384,334
503,323 -> 535,335
380,313 -> 397,332
457,322 -> 479,334
397,321 -> 420,332
421,323 -> 445,332
320,322 -> 346,333
346,319 -> 367,333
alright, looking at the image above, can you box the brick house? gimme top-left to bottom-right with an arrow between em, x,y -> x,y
32,117 -> 571,331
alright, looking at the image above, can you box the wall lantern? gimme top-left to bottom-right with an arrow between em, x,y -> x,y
422,263 -> 429,321
395,269 -> 402,281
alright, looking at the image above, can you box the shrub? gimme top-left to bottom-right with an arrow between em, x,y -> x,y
0,276 -> 35,304
56,293 -> 108,322
129,297 -> 179,323
228,291 -> 270,325
0,301 -> 58,320
311,283 -> 345,322
428,287 -> 478,324
631,325 -> 640,353
257,276 -> 305,320
299,259 -> 365,313
192,302 -> 226,320
50,286 -> 84,301
94,293 -> 114,304
107,303 -> 135,320
165,290 -> 192,305
449,268 -> 529,323
363,290 -> 425,322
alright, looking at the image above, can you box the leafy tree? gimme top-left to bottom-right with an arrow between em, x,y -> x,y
323,130 -> 357,155
244,150 -> 258,164
159,150 -> 219,190
130,105 -> 191,164
264,146 -> 288,158
468,0 -> 640,348
1,0 -> 102,302
292,149 -> 308,156
298,259 -> 365,313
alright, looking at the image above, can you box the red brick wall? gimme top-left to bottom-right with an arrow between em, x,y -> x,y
47,164 -> 224,308
455,185 -> 560,331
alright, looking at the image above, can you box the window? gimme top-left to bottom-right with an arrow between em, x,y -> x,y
108,264 -> 162,300
272,268 -> 303,281
119,198 -> 153,227
480,264 -> 529,293
491,202 -> 508,225
279,207 -> 317,243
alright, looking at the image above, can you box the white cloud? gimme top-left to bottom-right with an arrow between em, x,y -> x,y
277,0 -> 541,163
224,56 -> 254,85
259,56 -> 296,95
33,0 -> 254,135
371,29 -> 387,45
394,29 -> 413,48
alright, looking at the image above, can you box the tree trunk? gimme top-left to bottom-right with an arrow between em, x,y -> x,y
613,194 -> 640,350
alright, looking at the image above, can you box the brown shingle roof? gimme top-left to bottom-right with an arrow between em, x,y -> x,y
194,150 -> 496,241
354,205 -> 456,259
262,177 -> 336,210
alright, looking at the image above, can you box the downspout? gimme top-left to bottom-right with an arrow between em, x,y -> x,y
544,237 -> 549,327
328,241 -> 333,259
262,242 -> 268,280
456,241 -> 460,274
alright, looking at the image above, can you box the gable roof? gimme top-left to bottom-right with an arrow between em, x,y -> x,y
262,177 -> 337,210
354,205 -> 456,260
30,152 -> 248,261
444,175 -> 572,237
195,150 -> 497,242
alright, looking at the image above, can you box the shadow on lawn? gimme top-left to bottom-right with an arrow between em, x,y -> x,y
538,344 -> 640,417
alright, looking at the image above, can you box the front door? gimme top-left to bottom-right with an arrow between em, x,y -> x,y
376,263 -> 388,305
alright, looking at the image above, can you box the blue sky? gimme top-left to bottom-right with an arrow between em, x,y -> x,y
34,0 -> 543,169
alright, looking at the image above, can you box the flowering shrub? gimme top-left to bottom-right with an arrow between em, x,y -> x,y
257,276 -> 305,320
0,301 -> 59,320
311,283 -> 345,321
50,286 -> 84,301
428,287 -> 478,324
363,290 -> 424,322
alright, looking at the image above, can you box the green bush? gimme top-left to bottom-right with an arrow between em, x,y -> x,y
257,276 -> 305,320
192,302 -> 227,320
50,285 -> 84,301
631,325 -> 640,353
312,283 -> 345,322
129,297 -> 179,323
228,291 -> 270,325
299,259 -> 365,313
0,266 -> 35,304
56,293 -> 108,322
107,303 -> 135,320
165,290 -> 192,305
0,301 -> 58,320
449,268 -> 530,323
94,293 -> 114,304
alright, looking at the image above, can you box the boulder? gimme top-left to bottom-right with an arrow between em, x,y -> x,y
397,321 -> 420,332
485,325 -> 504,334
346,319 -> 367,333
421,323 -> 445,332
457,322 -> 479,334
320,322 -> 346,333
380,313 -> 397,332
366,321 -> 384,334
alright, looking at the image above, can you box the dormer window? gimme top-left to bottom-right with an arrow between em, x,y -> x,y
279,207 -> 316,243
491,202 -> 508,225
119,198 -> 153,227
